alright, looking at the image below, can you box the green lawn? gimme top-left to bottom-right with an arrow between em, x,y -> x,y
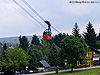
44,67 -> 100,75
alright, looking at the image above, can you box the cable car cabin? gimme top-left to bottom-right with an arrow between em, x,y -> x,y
43,32 -> 51,40
43,20 -> 52,40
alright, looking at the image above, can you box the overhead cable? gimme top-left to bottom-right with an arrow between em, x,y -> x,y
13,0 -> 46,29
3,0 -> 44,30
21,0 -> 60,33
51,26 -> 60,33
22,0 -> 45,22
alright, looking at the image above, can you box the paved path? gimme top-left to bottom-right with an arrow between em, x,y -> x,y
24,66 -> 100,75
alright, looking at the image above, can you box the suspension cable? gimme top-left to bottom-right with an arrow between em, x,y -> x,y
3,0 -> 44,30
21,0 -> 60,33
13,0 -> 46,29
22,0 -> 45,22
51,26 -> 60,33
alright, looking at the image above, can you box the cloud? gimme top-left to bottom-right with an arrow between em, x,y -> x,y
0,0 -> 100,37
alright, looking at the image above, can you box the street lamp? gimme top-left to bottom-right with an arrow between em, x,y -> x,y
26,66 -> 28,70
65,59 -> 67,66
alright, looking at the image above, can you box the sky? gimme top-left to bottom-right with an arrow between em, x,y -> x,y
0,0 -> 100,38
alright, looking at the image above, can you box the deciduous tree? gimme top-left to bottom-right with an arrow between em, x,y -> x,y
0,47 -> 30,74
60,35 -> 87,72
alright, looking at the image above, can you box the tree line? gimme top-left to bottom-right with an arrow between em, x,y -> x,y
0,21 -> 100,74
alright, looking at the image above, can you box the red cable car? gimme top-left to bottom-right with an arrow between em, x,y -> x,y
43,31 -> 52,40
43,21 -> 52,40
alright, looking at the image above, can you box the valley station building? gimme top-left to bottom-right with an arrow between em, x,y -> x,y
77,46 -> 100,67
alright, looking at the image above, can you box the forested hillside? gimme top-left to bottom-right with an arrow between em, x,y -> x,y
0,36 -> 42,46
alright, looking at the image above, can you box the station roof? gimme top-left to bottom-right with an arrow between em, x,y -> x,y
39,60 -> 50,68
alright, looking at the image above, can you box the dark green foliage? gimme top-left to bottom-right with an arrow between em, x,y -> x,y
58,49 -> 65,67
0,46 -> 30,74
60,35 -> 87,72
72,23 -> 81,38
52,33 -> 66,47
96,32 -> 100,49
96,41 -> 100,49
83,21 -> 97,48
0,43 -> 2,55
31,35 -> 40,46
0,47 -> 2,55
3,43 -> 7,51
19,35 -> 29,52
29,52 -> 38,70
97,33 -> 100,41
48,43 -> 59,66
28,45 -> 42,70
67,33 -> 69,36
19,35 -> 22,48
2,43 -> 7,58
41,40 -> 50,61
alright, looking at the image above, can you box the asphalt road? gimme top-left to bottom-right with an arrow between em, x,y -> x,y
24,66 -> 100,75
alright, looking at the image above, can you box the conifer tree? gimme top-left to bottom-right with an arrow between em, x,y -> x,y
31,35 -> 40,46
83,21 -> 97,48
52,33 -> 66,47
97,33 -> 100,40
48,43 -> 59,66
19,36 -> 29,52
28,45 -> 42,70
3,43 -> 7,51
2,43 -> 7,58
41,40 -> 50,62
19,35 -> 22,48
72,23 -> 81,38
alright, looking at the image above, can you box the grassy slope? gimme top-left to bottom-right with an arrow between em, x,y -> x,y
44,67 -> 100,75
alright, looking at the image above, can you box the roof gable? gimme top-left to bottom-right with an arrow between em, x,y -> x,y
88,46 -> 100,53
